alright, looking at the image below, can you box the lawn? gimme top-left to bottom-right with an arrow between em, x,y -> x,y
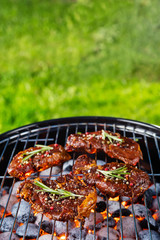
0,0 -> 160,134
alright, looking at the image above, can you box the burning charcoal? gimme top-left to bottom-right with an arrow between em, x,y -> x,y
149,183 -> 160,196
97,196 -> 105,203
12,199 -> 36,223
152,197 -> 160,211
62,170 -> 72,175
0,205 -> 5,218
105,217 -> 116,228
97,160 -> 106,165
53,220 -> 75,235
96,227 -> 119,240
12,181 -> 23,196
16,223 -> 39,238
95,217 -> 116,230
67,227 -> 87,240
107,200 -> 125,214
0,194 -> 18,212
120,196 -> 139,205
138,230 -> 160,240
41,220 -> 53,234
117,217 -> 142,238
97,190 -> 107,201
0,216 -> 18,232
39,166 -> 61,178
121,239 -> 135,240
0,186 -> 9,197
63,160 -> 73,171
84,212 -> 104,230
0,232 -> 19,240
63,164 -> 73,172
112,208 -> 131,218
96,201 -> 106,213
85,233 -> 98,240
144,189 -> 154,209
140,216 -> 158,230
128,204 -> 152,218
120,196 -> 130,202
38,234 -> 58,240
152,211 -> 160,223
35,213 -> 51,225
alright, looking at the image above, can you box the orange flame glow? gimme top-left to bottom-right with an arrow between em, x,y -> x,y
58,234 -> 66,240
109,196 -> 119,201
121,201 -> 128,207
74,219 -> 80,228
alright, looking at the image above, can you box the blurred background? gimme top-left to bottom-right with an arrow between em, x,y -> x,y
0,0 -> 160,134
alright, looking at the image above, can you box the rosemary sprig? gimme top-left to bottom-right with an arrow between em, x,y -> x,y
34,180 -> 84,200
22,144 -> 53,162
97,165 -> 130,180
102,130 -> 123,144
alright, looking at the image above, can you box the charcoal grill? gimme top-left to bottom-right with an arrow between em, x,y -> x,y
0,116 -> 160,240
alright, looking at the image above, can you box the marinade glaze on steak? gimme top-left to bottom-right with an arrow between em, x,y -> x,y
72,156 -> 150,198
65,130 -> 143,165
72,154 -> 97,175
8,144 -> 71,180
17,175 -> 97,221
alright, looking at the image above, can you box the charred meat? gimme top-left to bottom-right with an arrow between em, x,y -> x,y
8,144 -> 71,180
72,157 -> 150,198
17,175 -> 97,221
65,130 -> 143,165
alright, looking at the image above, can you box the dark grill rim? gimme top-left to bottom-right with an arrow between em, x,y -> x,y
1,116 -> 160,141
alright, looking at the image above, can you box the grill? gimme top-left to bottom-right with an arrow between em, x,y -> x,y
0,116 -> 160,240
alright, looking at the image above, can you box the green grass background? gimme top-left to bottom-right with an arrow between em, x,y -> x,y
0,0 -> 160,134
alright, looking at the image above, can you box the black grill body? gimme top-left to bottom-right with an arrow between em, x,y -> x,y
0,116 -> 160,240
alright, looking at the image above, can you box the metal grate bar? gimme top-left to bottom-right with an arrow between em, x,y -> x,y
0,135 -> 20,190
21,131 -> 35,240
118,199 -> 124,240
130,128 -> 139,240
0,138 -> 9,164
152,135 -> 160,210
131,198 -> 139,240
143,133 -> 156,240
36,126 -> 51,240
20,138 -> 54,142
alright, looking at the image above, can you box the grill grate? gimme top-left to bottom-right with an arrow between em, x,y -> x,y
0,116 -> 160,240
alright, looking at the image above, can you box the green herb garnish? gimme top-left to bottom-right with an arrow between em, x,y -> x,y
102,130 -> 123,144
97,165 -> 130,180
34,180 -> 83,200
22,144 -> 53,162
77,132 -> 82,134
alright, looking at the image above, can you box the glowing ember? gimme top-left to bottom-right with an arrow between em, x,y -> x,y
74,219 -> 80,228
114,217 -> 120,223
58,234 -> 66,240
109,196 -> 119,201
121,201 -> 128,207
136,216 -> 145,221
153,212 -> 159,221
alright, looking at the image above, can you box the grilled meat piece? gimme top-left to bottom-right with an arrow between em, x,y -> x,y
72,156 -> 150,198
8,144 -> 71,180
65,130 -> 143,165
83,162 -> 150,198
17,175 -> 97,221
72,154 -> 97,175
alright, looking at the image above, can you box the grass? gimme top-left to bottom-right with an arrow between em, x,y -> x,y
0,0 -> 160,134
